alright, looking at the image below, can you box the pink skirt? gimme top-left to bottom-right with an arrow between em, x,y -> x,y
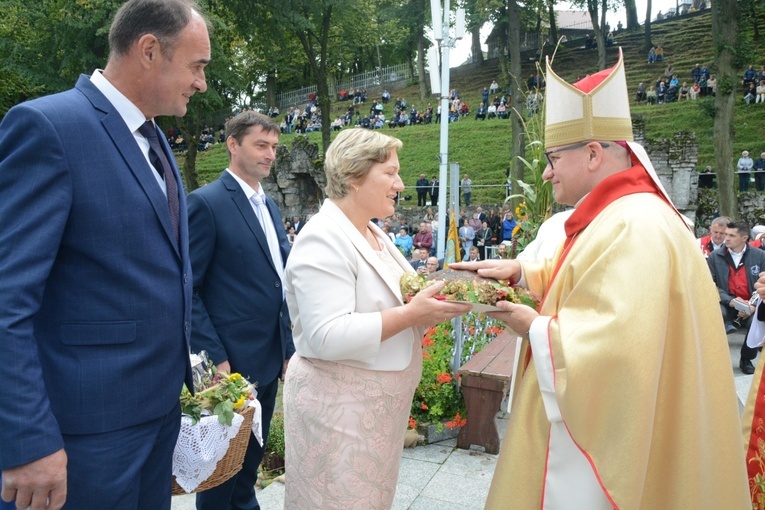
283,338 -> 421,510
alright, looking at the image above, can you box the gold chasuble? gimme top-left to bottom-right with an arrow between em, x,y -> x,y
484,166 -> 749,509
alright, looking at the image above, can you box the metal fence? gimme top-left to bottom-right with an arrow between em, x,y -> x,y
275,63 -> 415,110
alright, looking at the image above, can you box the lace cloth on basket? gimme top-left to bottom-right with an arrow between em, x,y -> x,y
172,398 -> 263,493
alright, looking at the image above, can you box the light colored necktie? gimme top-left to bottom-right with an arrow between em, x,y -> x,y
250,194 -> 286,296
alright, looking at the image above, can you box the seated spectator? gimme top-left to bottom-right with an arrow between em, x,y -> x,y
463,246 -> 481,262
360,115 -> 371,129
497,102 -> 508,119
691,63 -> 702,83
475,103 -> 487,120
410,247 -> 430,273
743,64 -> 757,91
656,81 -> 668,103
489,80 -> 500,94
424,256 -> 441,275
493,96 -> 501,108
459,102 -> 470,117
331,117 -> 343,131
388,114 -> 400,128
487,103 -> 497,119
646,89 -> 657,105
373,115 -> 385,129
647,46 -> 657,64
699,216 -> 729,257
635,82 -> 647,102
745,82 -> 757,104
757,80 -> 765,103
664,62 -> 674,79
381,89 -> 391,103
669,74 -> 679,87
666,84 -> 678,102
707,220 -> 765,373
656,45 -> 665,62
689,81 -> 701,100
338,89 -> 348,101
398,112 -> 409,127
707,74 -> 718,96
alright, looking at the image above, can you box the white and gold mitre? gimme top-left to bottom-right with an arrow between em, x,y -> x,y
545,47 -> 633,147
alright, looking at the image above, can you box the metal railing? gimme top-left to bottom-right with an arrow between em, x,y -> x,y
275,63 -> 416,110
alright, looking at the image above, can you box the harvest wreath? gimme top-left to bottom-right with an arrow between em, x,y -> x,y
400,269 -> 538,309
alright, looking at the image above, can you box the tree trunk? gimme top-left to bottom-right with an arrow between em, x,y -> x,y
587,0 -> 606,70
471,25 -> 484,65
182,140 -> 200,192
266,70 -> 277,110
625,0 -> 639,30
644,0 -> 652,50
508,0 -> 525,209
417,33 -> 428,99
548,1 -> 558,45
748,0 -> 760,39
712,0 -> 739,217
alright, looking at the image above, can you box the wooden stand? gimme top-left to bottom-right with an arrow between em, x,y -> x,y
457,332 -> 517,454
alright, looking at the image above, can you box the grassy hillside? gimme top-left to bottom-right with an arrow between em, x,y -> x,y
195,7 -> 765,206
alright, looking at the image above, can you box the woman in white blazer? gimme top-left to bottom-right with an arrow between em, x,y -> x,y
283,129 -> 469,509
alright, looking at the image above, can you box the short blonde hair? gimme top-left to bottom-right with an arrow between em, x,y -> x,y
324,129 -> 402,199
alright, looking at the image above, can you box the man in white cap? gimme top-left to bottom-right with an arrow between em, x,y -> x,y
453,49 -> 749,509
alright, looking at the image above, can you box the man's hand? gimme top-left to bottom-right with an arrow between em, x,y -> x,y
487,301 -> 539,338
215,360 -> 232,375
448,259 -> 522,283
1,449 -> 67,510
756,272 -> 765,299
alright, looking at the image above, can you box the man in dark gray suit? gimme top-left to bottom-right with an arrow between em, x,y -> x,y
0,1 -> 209,508
188,111 -> 294,510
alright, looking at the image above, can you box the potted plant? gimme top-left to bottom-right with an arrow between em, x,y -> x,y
262,412 -> 285,475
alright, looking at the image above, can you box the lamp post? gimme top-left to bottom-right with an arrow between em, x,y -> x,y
429,0 -> 464,260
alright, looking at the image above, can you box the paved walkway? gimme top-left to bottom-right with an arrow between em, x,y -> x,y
172,330 -> 756,510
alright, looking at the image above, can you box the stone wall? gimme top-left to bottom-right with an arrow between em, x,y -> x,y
261,136 -> 326,221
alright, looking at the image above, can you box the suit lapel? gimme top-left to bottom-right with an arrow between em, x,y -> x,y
221,172 -> 278,273
77,76 -> 181,259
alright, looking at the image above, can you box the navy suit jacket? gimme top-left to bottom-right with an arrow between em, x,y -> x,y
188,171 -> 294,386
0,75 -> 193,470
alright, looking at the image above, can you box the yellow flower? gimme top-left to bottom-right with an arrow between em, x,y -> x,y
228,372 -> 243,382
234,395 -> 246,409
512,224 -> 521,236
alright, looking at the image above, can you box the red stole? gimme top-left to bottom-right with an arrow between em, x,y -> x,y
522,164 -> 664,371
545,164 -> 665,304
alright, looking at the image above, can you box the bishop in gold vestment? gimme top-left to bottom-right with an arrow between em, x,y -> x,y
453,49 -> 749,509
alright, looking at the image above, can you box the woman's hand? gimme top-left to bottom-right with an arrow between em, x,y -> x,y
405,281 -> 472,327
448,259 -> 522,283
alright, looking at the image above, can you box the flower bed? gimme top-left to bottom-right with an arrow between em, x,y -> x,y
409,314 -> 504,438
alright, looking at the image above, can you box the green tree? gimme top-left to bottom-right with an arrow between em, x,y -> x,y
711,0 -> 740,217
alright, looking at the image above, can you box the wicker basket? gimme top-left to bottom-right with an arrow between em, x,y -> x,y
172,404 -> 255,495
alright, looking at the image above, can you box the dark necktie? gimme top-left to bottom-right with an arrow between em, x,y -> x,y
138,121 -> 180,245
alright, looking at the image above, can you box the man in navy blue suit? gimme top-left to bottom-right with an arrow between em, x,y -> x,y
0,1 -> 210,508
188,111 -> 294,510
